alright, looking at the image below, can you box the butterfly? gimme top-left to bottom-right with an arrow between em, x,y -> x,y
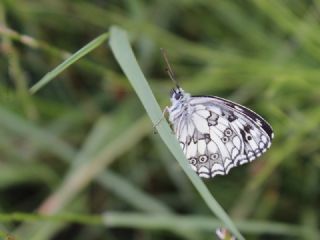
161,49 -> 274,178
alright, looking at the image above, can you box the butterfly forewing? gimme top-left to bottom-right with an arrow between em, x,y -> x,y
192,96 -> 273,140
168,90 -> 273,178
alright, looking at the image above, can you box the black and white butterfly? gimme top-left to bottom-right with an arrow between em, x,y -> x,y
161,50 -> 274,178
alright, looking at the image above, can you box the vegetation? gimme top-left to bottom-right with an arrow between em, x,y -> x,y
0,1 -> 319,239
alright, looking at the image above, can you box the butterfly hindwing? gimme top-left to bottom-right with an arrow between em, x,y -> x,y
174,96 -> 273,178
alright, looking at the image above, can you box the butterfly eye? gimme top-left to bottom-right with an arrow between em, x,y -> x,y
175,92 -> 182,100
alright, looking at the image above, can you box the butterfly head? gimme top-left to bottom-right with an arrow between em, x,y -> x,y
170,87 -> 190,104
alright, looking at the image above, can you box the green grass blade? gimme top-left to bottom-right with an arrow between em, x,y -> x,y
29,33 -> 109,94
0,211 -> 315,237
98,170 -> 171,214
0,106 -> 75,161
102,212 -> 317,237
109,26 -> 244,240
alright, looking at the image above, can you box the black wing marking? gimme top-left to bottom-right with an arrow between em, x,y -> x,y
191,95 -> 274,140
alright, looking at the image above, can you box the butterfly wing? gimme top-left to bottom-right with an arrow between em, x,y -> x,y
174,96 -> 273,178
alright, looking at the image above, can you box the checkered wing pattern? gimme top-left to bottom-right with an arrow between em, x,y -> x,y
172,95 -> 273,178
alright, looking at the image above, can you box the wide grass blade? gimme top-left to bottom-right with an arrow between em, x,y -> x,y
109,26 -> 244,240
29,33 -> 109,94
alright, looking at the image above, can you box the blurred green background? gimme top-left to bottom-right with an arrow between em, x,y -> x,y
0,0 -> 320,239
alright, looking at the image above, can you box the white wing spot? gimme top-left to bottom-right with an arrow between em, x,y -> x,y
259,141 -> 265,149
207,141 -> 218,153
261,135 -> 268,144
196,109 -> 211,118
199,166 -> 209,174
186,142 -> 197,159
187,122 -> 195,136
231,148 -> 239,159
225,163 -> 234,174
199,173 -> 210,178
232,136 -> 241,150
192,114 -> 210,133
267,142 -> 271,148
197,139 -> 206,155
239,159 -> 249,165
224,158 -> 233,169
211,163 -> 224,172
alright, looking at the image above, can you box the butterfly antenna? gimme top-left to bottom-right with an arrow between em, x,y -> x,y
160,48 -> 180,89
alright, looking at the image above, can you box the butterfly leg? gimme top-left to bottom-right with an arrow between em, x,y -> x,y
153,106 -> 169,133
